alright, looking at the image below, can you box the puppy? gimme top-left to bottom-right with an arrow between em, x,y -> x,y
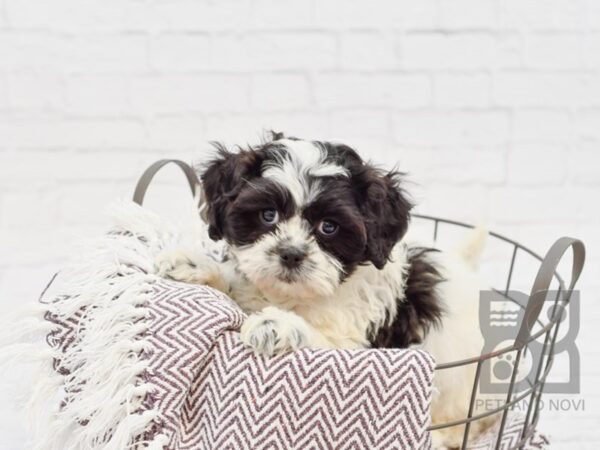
157,133 -> 492,448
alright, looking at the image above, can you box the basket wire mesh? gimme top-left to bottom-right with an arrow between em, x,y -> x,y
414,214 -> 584,450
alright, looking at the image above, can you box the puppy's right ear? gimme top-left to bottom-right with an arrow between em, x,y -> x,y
200,144 -> 263,241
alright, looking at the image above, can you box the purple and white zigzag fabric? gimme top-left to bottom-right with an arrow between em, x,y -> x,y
142,279 -> 435,449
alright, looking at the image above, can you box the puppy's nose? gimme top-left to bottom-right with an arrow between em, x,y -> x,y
279,247 -> 307,269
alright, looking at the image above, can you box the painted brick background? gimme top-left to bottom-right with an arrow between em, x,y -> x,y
0,0 -> 599,448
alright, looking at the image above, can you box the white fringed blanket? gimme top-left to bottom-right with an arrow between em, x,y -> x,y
4,201 -> 549,449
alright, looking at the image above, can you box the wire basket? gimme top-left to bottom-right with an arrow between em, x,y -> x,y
134,160 -> 586,450
413,214 -> 585,450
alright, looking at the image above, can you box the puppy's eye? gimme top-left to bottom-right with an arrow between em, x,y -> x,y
260,208 -> 279,225
318,220 -> 339,236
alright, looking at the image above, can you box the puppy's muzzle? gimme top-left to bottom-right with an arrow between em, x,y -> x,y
278,246 -> 307,270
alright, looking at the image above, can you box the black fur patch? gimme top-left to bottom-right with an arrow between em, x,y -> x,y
319,141 -> 413,270
369,247 -> 445,348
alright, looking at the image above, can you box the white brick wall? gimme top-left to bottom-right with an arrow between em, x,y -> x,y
1,0 -> 599,448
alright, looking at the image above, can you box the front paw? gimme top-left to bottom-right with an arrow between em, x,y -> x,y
155,249 -> 219,287
240,307 -> 310,356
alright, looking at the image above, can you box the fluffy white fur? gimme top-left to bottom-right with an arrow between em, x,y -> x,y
236,216 -> 343,300
157,239 -> 408,351
262,138 -> 349,206
422,234 -> 493,448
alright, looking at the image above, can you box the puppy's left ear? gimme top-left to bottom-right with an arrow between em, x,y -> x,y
356,168 -> 412,269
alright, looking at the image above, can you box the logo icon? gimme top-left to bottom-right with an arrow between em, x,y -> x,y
479,290 -> 579,395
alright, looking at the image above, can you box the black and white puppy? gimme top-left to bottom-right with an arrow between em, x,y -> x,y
157,133 -> 490,448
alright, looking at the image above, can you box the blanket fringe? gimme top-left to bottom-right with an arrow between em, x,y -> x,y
0,199 -> 196,449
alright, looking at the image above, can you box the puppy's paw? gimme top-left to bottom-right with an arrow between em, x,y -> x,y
240,306 -> 311,356
155,249 -> 220,287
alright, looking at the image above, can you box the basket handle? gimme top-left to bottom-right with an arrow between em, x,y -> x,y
132,159 -> 202,207
514,237 -> 585,350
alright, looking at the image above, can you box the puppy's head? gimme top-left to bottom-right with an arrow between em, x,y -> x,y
201,133 -> 412,299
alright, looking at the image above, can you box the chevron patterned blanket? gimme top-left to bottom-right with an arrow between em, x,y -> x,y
7,201 -> 548,449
